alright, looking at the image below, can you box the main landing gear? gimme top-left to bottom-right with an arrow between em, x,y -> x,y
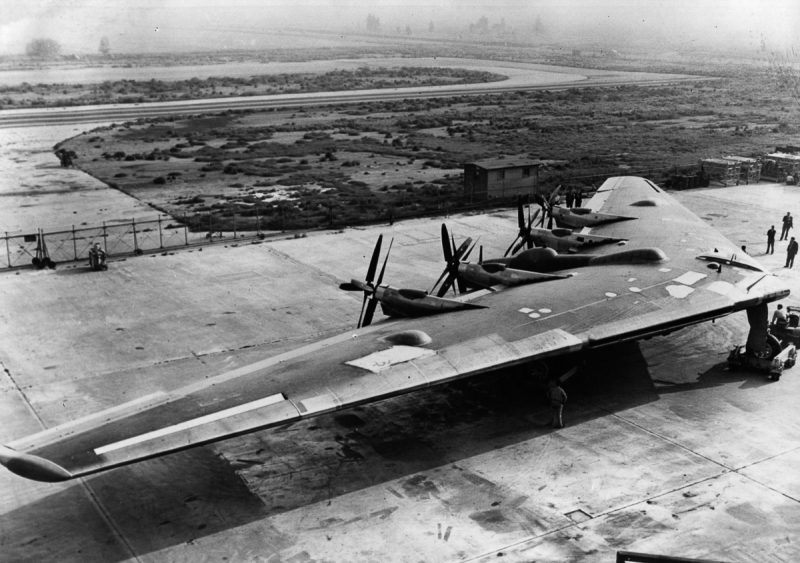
727,304 -> 797,381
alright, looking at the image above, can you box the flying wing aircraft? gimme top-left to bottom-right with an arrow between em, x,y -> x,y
0,176 -> 790,483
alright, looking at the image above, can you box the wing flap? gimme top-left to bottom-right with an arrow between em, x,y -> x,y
91,393 -> 297,466
6,394 -> 301,479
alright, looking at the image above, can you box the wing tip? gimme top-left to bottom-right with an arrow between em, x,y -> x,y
0,445 -> 72,482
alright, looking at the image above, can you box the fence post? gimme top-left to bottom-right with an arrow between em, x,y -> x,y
72,225 -> 78,261
184,213 -> 188,245
158,215 -> 164,249
233,214 -> 237,240
4,232 -> 9,268
102,221 -> 108,254
132,218 -> 139,252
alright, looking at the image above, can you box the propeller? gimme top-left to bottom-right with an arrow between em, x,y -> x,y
504,197 -> 544,257
339,234 -> 393,328
432,224 -> 475,297
505,196 -> 530,256
533,184 -> 562,229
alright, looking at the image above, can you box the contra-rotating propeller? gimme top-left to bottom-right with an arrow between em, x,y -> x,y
504,195 -> 542,257
431,224 -> 476,297
339,234 -> 393,328
533,184 -> 563,230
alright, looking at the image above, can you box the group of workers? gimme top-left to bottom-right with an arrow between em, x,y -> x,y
766,212 -> 799,268
563,188 -> 584,209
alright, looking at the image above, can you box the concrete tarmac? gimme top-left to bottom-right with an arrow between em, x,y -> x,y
1,185 -> 799,562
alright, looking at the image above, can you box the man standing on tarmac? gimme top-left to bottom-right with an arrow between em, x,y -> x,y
780,212 -> 793,240
767,225 -> 776,254
786,237 -> 798,268
547,378 -> 568,429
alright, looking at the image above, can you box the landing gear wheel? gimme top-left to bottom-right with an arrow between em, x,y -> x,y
755,334 -> 783,360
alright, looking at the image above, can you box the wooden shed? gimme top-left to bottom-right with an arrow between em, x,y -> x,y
463,158 -> 543,201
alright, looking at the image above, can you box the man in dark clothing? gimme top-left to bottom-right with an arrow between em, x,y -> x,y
786,237 -> 798,268
767,225 -> 776,254
780,212 -> 793,240
547,378 -> 567,428
565,189 -> 574,209
574,190 -> 583,208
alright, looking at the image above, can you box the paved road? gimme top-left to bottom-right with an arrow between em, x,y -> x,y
0,58 -> 703,127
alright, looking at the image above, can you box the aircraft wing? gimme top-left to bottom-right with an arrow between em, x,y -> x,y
1,177 -> 790,482
581,176 -> 769,271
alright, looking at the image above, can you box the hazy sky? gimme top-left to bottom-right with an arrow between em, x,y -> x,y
1,0 -> 797,55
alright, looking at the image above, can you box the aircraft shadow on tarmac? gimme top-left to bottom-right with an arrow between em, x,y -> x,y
643,322 -> 779,393
656,360 -> 777,392
1,341 -> 666,561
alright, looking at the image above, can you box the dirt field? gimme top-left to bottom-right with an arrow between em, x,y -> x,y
55,54 -> 800,233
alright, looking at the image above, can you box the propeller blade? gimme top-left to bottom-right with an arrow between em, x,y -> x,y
375,238 -> 393,287
431,265 -> 450,295
361,298 -> 379,328
356,293 -> 369,328
339,282 -> 363,291
441,224 -> 453,265
461,238 -> 478,262
517,197 -> 525,230
453,237 -> 473,261
530,207 -> 541,229
479,246 -> 483,265
437,275 -> 455,298
365,234 -> 383,285
504,235 -> 521,257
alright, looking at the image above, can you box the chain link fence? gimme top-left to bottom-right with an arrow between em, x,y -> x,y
0,216 -> 257,270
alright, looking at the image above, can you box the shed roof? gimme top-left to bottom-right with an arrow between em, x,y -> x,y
468,158 -> 546,170
766,153 -> 800,161
722,155 -> 759,163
